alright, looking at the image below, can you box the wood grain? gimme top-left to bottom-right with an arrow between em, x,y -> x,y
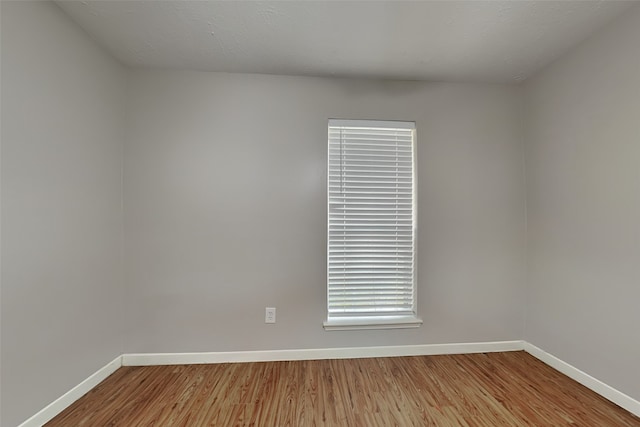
46,351 -> 640,426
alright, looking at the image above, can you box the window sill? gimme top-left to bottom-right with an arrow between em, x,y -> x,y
323,315 -> 423,331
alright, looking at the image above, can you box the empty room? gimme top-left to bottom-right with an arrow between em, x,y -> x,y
1,1 -> 639,426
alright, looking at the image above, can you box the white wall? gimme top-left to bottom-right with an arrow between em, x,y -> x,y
524,5 -> 640,402
124,71 -> 526,353
1,2 -> 126,426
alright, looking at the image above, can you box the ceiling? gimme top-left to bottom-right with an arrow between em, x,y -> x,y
56,1 -> 635,83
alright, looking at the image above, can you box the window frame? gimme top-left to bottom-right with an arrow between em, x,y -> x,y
324,119 -> 422,331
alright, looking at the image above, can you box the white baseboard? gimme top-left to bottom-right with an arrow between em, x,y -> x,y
121,340 -> 525,366
17,356 -> 122,427
18,341 -> 640,426
524,342 -> 640,417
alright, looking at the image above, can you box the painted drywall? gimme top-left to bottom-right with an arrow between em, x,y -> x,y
1,2 -> 126,426
524,4 -> 640,402
124,71 -> 526,354
57,1 -> 633,84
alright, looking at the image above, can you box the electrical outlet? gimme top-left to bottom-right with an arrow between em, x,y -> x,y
265,307 -> 276,323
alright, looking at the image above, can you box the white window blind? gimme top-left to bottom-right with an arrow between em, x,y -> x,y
325,119 -> 420,330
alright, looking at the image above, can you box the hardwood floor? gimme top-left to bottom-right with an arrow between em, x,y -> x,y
46,351 -> 640,426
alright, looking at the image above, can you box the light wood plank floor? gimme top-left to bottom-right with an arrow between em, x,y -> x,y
46,351 -> 640,426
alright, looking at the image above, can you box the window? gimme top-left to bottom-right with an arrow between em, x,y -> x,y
325,119 -> 421,330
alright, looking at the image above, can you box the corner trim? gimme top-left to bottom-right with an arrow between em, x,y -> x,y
121,340 -> 525,366
524,342 -> 640,417
17,355 -> 123,427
